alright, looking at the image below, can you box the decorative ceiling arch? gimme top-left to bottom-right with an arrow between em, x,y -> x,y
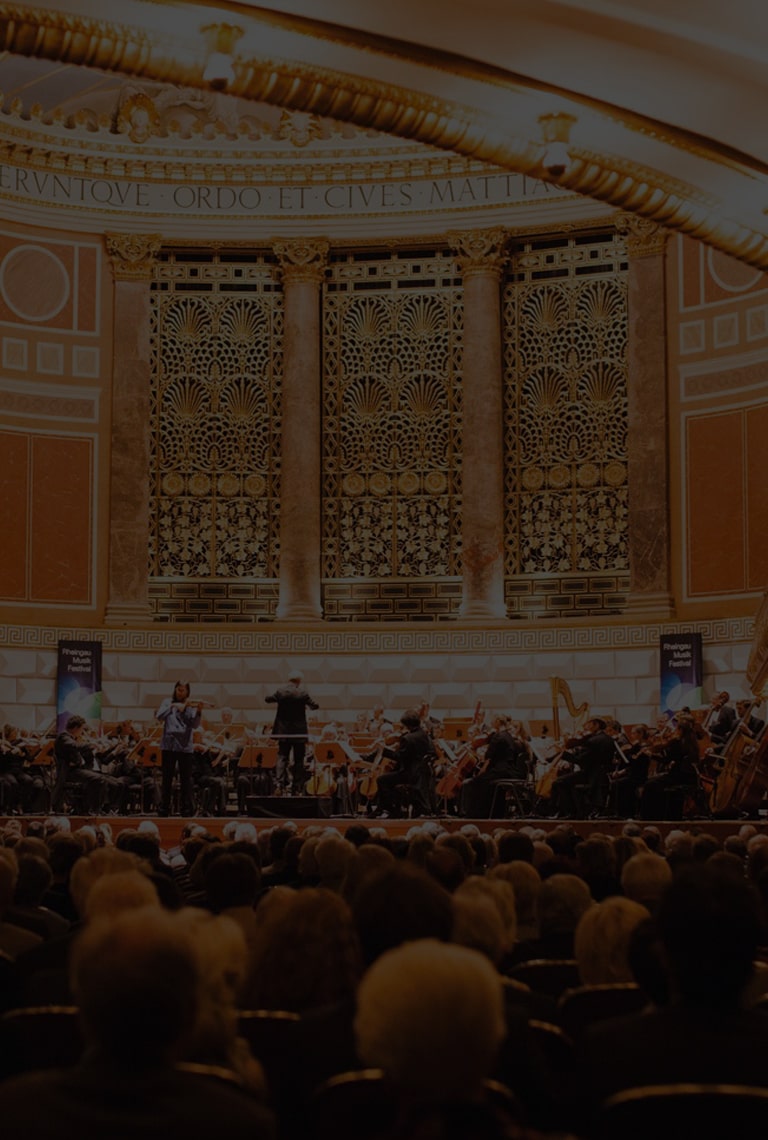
0,0 -> 766,264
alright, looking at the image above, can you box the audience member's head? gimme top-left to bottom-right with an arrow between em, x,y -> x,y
355,940 -> 505,1103
70,907 -> 198,1067
351,863 -> 453,967
246,887 -> 362,1013
574,895 -> 649,984
537,873 -> 593,938
657,863 -> 763,1008
497,831 -> 535,865
620,852 -> 672,914
203,852 -> 261,912
489,859 -> 540,939
82,869 -> 159,924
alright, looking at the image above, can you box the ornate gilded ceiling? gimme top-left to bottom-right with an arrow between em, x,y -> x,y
0,0 -> 765,261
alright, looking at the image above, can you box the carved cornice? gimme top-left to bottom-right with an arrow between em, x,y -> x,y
0,5 -> 766,267
448,226 -> 509,278
615,213 -> 669,259
105,232 -> 162,280
273,238 -> 329,284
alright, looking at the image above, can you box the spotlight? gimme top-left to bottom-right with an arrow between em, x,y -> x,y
201,23 -> 243,91
538,112 -> 577,178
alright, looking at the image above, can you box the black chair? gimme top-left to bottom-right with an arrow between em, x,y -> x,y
557,982 -> 649,1041
0,1005 -> 83,1077
489,779 -> 534,818
508,958 -> 581,999
311,1069 -> 519,1140
526,1018 -> 576,1077
596,1083 -> 768,1140
236,1009 -> 300,1112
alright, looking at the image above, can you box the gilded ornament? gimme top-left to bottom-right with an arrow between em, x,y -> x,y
244,473 -> 267,497
188,473 -> 211,497
522,467 -> 545,491
105,233 -> 162,280
424,471 -> 447,495
548,464 -> 570,489
217,473 -> 240,497
162,472 -> 184,496
604,461 -> 626,486
273,238 -> 329,283
342,473 -> 365,496
368,472 -> 391,497
397,471 -> 421,495
577,463 -> 599,487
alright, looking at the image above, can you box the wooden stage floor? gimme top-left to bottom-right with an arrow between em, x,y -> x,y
3,812 -> 765,847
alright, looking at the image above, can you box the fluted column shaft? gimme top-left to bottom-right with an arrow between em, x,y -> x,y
450,229 -> 508,619
104,234 -> 160,626
617,215 -> 674,618
273,240 -> 328,621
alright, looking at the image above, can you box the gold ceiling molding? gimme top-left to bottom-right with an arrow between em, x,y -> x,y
0,4 -> 766,267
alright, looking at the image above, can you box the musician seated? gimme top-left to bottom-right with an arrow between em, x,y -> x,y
370,710 -> 433,820
608,724 -> 652,817
550,718 -> 615,819
706,690 -> 737,748
1,725 -> 47,814
192,734 -> 227,815
52,716 -> 113,815
736,699 -> 765,739
460,716 -> 530,818
640,715 -> 700,820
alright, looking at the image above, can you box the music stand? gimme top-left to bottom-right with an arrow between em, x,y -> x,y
238,743 -> 279,800
442,718 -> 473,742
313,741 -> 355,815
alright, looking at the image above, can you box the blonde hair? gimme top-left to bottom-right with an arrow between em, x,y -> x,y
355,939 -> 505,1100
574,895 -> 649,984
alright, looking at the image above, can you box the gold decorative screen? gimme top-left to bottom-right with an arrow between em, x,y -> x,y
322,247 -> 463,619
502,232 -> 629,617
148,250 -> 282,620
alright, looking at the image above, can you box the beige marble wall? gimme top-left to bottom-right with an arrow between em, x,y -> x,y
0,622 -> 754,735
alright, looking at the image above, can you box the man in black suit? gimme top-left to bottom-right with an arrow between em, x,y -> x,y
265,671 -> 319,795
736,698 -> 765,739
705,690 -> 737,748
551,717 -> 615,818
372,710 -> 434,819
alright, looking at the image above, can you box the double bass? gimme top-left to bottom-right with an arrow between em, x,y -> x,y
709,696 -> 767,816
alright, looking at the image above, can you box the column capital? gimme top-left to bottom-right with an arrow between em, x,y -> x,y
105,233 -> 162,280
273,238 -> 329,284
615,213 -> 669,258
447,226 -> 509,279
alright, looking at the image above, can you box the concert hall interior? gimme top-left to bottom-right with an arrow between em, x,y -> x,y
1,0 -> 768,832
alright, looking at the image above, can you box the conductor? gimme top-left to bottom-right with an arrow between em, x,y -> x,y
266,670 -> 319,795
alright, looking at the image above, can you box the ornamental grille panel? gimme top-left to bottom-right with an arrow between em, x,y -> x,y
148,250 -> 282,620
502,232 -> 629,616
322,247 -> 463,620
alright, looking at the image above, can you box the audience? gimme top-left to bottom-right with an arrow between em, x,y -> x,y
2,813 -> 768,1139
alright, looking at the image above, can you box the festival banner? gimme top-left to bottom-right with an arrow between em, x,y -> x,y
659,633 -> 703,715
56,640 -> 103,732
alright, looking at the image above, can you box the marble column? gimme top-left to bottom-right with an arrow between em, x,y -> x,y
273,239 -> 328,621
616,214 -> 674,618
104,234 -> 161,626
449,228 -> 509,620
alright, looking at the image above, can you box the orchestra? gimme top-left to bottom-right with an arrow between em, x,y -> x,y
2,679 -> 767,821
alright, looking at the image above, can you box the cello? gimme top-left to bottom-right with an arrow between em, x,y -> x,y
709,697 -> 764,816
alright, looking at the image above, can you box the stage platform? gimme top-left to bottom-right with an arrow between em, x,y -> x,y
2,813 -> 765,848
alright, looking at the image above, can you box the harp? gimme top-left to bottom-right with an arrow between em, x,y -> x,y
550,676 -> 590,740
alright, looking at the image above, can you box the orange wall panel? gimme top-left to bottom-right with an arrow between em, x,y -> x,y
746,406 -> 768,591
29,436 -> 92,604
687,412 -> 745,595
0,431 -> 29,599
